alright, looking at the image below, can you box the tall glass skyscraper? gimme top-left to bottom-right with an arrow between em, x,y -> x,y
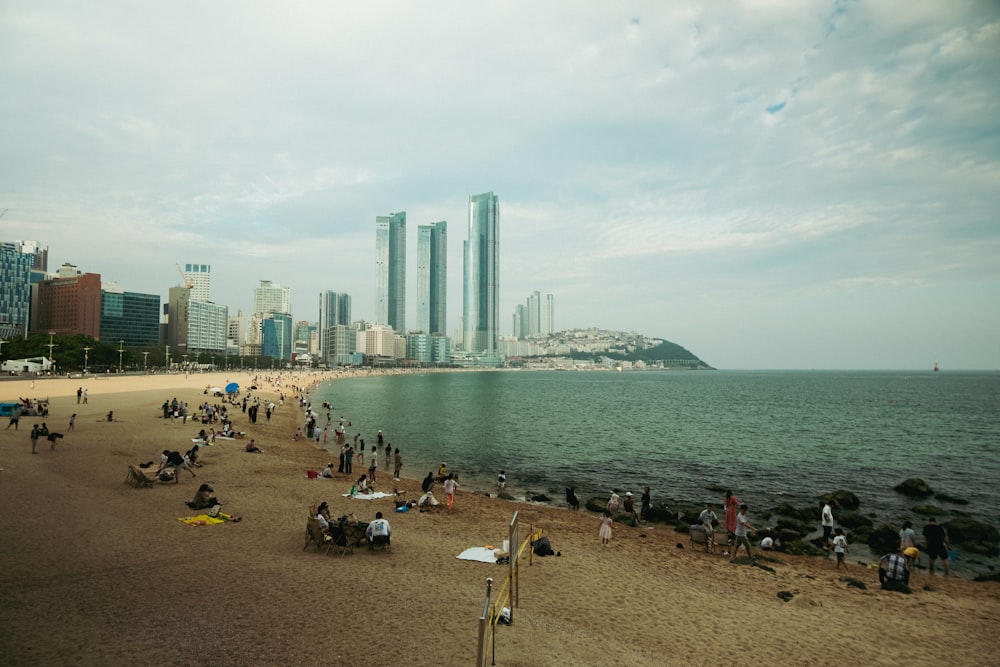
375,211 -> 406,332
463,192 -> 500,360
417,221 -> 447,335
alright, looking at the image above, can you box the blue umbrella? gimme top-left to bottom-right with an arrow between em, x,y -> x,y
225,382 -> 239,394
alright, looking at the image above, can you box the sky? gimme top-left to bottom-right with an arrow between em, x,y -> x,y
1,1 -> 998,370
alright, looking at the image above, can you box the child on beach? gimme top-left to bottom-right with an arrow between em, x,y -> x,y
599,510 -> 613,547
443,474 -> 459,509
833,528 -> 849,571
497,470 -> 506,492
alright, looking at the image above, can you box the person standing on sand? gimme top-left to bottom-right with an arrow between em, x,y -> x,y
832,528 -> 849,571
640,486 -> 651,521
923,518 -> 951,576
369,449 -> 378,483
68,414 -> 76,431
77,387 -> 82,404
6,403 -> 20,430
724,490 -> 739,538
599,510 -> 613,547
899,521 -> 918,552
821,500 -> 835,549
357,438 -> 365,465
497,470 -> 506,493
732,504 -> 756,558
443,474 -> 459,509
30,424 -> 40,454
393,448 -> 402,482
82,389 -> 88,404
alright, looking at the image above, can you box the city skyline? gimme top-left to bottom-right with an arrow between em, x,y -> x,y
1,3 -> 997,369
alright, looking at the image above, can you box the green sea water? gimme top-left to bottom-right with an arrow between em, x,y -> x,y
314,369 -> 999,562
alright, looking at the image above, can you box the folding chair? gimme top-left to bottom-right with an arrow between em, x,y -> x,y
689,525 -> 710,552
126,465 -> 156,488
304,517 -> 332,555
712,529 -> 732,555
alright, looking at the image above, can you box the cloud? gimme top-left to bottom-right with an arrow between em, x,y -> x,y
1,0 -> 998,369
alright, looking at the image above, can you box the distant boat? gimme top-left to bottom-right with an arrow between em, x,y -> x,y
933,362 -> 939,372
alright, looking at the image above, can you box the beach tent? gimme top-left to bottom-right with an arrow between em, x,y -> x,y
225,382 -> 239,394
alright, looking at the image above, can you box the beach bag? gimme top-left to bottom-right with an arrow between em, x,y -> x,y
498,607 -> 512,625
208,505 -> 222,518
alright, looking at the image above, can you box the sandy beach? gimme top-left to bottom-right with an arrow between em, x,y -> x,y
0,371 -> 997,667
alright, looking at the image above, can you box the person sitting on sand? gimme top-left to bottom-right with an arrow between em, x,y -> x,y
188,483 -> 221,510
322,463 -> 335,478
606,493 -> 621,514
355,474 -> 371,495
245,439 -> 262,453
418,490 -> 440,510
438,462 -> 448,480
698,503 -> 718,534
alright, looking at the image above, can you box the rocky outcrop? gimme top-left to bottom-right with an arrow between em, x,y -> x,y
867,524 -> 900,554
934,492 -> 969,505
820,490 -> 861,511
943,518 -> 999,544
912,504 -> 947,516
894,478 -> 934,497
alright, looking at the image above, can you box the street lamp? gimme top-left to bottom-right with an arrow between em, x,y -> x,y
118,340 -> 124,374
46,332 -> 56,373
82,346 -> 91,373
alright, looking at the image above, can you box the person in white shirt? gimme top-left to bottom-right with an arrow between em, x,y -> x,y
366,512 -> 391,545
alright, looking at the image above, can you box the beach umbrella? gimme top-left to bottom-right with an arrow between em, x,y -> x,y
225,382 -> 239,394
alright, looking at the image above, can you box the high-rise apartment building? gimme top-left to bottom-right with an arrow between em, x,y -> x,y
166,286 -> 227,356
253,280 -> 290,316
375,211 -> 406,332
318,291 -> 351,364
513,291 -> 555,338
417,220 -> 447,335
542,293 -> 555,335
183,263 -> 211,302
462,192 -> 500,363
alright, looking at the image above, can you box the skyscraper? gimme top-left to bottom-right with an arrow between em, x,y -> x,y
375,211 -> 406,332
183,263 -> 211,302
462,192 -> 500,361
417,220 -> 447,335
542,293 -> 555,335
253,280 -> 292,360
318,291 -> 351,364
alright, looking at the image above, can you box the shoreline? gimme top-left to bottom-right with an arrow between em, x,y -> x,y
1,371 -> 998,666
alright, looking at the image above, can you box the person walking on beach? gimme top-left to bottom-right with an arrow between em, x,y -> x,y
599,510 -> 613,547
368,449 -> 378,484
30,424 -> 40,454
82,389 -> 88,404
732,504 -> 756,558
724,490 -> 739,538
832,528 -> 849,571
68,413 -> 76,431
77,387 -> 82,404
821,500 -> 835,550
393,448 -> 402,482
6,404 -> 21,430
923,518 -> 951,576
443,473 -> 459,509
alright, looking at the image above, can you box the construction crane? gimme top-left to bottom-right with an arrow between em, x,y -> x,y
175,263 -> 194,289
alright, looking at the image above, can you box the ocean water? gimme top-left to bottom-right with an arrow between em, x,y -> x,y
313,369 -> 999,559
